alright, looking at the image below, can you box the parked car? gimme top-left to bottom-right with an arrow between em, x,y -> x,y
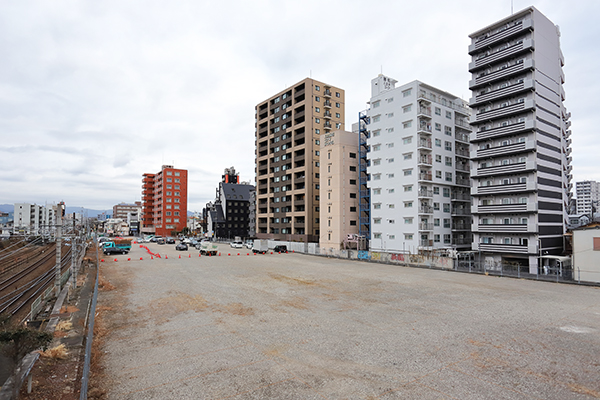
175,243 -> 188,251
245,241 -> 253,249
151,236 -> 161,243
166,237 -> 175,244
230,241 -> 243,248
157,238 -> 165,245
273,245 -> 288,253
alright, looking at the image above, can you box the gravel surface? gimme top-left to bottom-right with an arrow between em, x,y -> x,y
97,242 -> 600,399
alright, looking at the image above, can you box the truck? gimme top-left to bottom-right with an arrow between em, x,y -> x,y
103,238 -> 132,255
200,242 -> 218,256
252,239 -> 269,254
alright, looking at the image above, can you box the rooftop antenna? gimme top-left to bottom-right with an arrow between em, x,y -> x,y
511,0 -> 513,14
310,70 -> 312,78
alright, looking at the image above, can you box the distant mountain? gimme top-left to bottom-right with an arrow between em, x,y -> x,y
0,204 -> 12,213
65,207 -> 111,218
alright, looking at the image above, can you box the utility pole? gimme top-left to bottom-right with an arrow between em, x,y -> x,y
54,203 -> 63,297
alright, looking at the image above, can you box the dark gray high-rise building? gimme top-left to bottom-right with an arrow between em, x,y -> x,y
468,7 -> 572,273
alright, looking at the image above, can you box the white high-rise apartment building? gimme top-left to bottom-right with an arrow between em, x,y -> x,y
366,76 -> 472,253
576,180 -> 599,217
468,7 -> 572,273
13,203 -> 59,235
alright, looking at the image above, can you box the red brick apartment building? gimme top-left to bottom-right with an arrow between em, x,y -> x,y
141,165 -> 188,237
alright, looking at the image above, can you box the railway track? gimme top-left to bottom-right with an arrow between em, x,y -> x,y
0,244 -> 72,322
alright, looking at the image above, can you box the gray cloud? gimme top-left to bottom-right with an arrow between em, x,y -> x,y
0,0 -> 598,212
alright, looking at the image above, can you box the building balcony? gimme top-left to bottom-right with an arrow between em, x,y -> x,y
473,139 -> 535,160
324,121 -> 332,129
472,120 -> 535,142
418,107 -> 432,118
454,119 -> 471,130
453,237 -> 472,246
472,202 -> 537,214
419,173 -> 433,182
455,163 -> 470,172
452,223 -> 470,231
451,207 -> 471,216
451,192 -> 471,201
324,89 -> 332,97
324,100 -> 332,108
474,99 -> 535,123
471,181 -> 536,196
456,178 -> 471,187
474,242 -> 535,255
418,156 -> 432,166
469,59 -> 535,90
472,160 -> 536,178
456,149 -> 470,158
419,206 -> 434,214
418,189 -> 433,198
474,223 -> 536,234
418,139 -> 432,150
419,240 -> 434,247
418,124 -> 432,134
419,223 -> 434,231
469,18 -> 534,54
470,79 -> 534,107
469,39 -> 535,73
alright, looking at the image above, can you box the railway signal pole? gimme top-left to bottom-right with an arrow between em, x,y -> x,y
54,202 -> 64,297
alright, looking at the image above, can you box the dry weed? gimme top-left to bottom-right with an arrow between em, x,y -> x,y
56,320 -> 72,331
98,276 -> 115,291
40,344 -> 68,360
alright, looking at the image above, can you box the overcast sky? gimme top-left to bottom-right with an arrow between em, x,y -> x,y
1,0 -> 598,211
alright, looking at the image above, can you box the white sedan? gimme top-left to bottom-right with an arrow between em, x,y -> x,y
230,241 -> 243,248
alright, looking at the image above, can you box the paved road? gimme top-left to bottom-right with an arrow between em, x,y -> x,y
98,242 -> 600,399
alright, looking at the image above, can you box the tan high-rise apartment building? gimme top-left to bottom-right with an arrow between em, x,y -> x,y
319,130 -> 360,252
255,78 -> 345,242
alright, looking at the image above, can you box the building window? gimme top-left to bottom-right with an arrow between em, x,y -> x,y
402,89 -> 412,97
372,100 -> 380,108
404,169 -> 412,176
446,111 -> 452,119
315,107 -> 320,113
435,139 -> 441,147
349,152 -> 357,158
435,123 -> 441,131
315,85 -> 320,91
404,153 -> 412,160
350,179 -> 357,185
403,137 -> 412,144
405,234 -> 413,240
315,118 -> 320,123
435,107 -> 441,115
404,202 -> 413,208
445,141 -> 452,151
403,105 -> 412,113
403,121 -> 412,129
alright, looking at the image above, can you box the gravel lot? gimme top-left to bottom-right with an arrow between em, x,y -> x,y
97,242 -> 600,399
